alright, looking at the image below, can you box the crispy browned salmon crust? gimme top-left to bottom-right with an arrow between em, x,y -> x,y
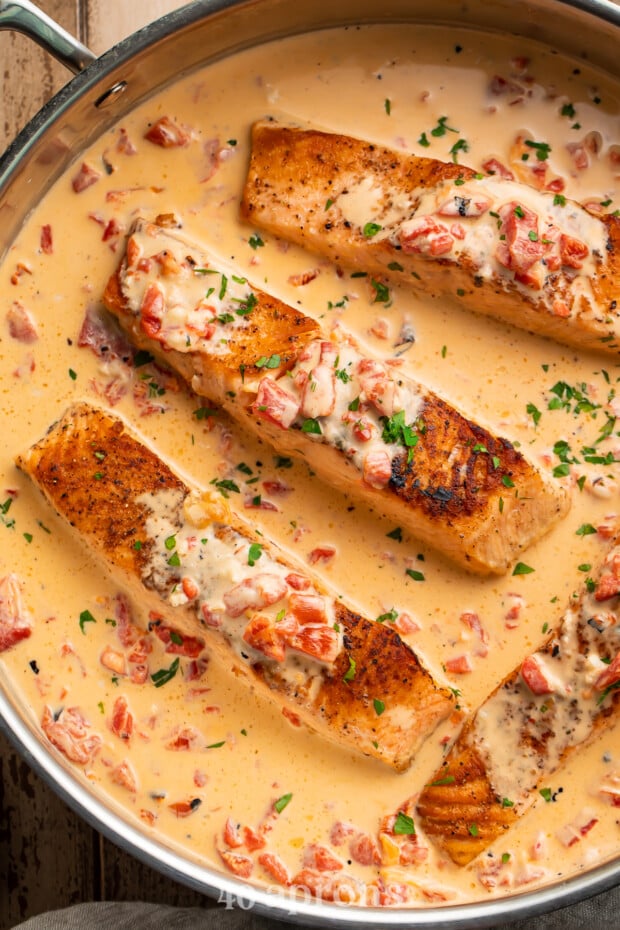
18,403 -> 455,771
241,120 -> 620,356
416,536 -> 620,864
102,220 -> 568,575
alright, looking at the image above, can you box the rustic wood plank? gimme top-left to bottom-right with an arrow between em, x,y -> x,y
0,727 -> 99,924
0,0 -> 78,149
85,0 -> 186,55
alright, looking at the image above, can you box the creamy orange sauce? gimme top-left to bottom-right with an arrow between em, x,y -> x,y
1,23 -> 620,908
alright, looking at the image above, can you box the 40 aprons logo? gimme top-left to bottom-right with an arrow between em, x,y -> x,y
217,876 -> 408,911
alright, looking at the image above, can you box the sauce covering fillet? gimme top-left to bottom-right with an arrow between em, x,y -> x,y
416,535 -> 620,864
102,219 -> 568,575
240,121 -> 620,356
17,402 -> 455,772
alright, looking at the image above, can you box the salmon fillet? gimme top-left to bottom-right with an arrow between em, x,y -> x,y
241,120 -> 620,356
416,535 -> 620,864
17,402 -> 455,772
101,218 -> 568,575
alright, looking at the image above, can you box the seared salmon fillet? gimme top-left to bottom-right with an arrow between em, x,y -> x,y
17,402 -> 455,771
102,218 -> 568,575
416,534 -> 620,864
241,120 -> 620,356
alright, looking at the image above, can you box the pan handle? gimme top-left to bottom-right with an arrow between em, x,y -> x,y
0,0 -> 96,73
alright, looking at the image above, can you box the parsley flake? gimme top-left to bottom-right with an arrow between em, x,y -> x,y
393,811 -> 416,835
363,222 -> 382,238
343,655 -> 357,682
151,657 -> 180,688
248,542 -> 263,566
274,792 -> 293,814
79,609 -> 96,634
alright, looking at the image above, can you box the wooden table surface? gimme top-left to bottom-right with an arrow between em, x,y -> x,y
0,3 -> 217,924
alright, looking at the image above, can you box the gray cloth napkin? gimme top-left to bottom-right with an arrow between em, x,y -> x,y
10,884 -> 620,930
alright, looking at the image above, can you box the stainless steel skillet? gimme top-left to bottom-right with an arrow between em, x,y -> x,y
0,0 -> 619,925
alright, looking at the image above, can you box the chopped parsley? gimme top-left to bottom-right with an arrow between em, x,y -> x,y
406,568 -> 425,582
513,562 -> 535,576
79,609 -> 96,634
255,353 -> 281,369
381,410 -> 419,456
393,811 -> 416,835
274,792 -> 293,814
363,222 -> 382,238
449,138 -> 469,163
151,657 -> 180,688
343,655 -> 357,682
301,418 -> 322,435
386,526 -> 403,542
524,139 -> 552,161
194,406 -> 217,420
373,698 -> 386,716
539,786 -> 553,802
248,234 -> 264,249
526,402 -> 542,427
212,478 -> 241,497
133,349 -> 155,367
376,608 -> 398,623
370,279 -> 390,304
248,542 -> 263,566
431,115 -> 458,137
576,523 -> 597,537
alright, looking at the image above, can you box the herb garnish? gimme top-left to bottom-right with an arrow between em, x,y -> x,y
343,655 -> 357,682
256,354 -> 281,369
370,279 -> 390,304
524,139 -> 552,161
376,608 -> 398,623
248,542 -> 263,566
576,523 -> 597,537
393,811 -> 416,835
274,792 -> 293,813
301,418 -> 322,435
79,609 -> 96,634
151,657 -> 180,688
406,568 -> 425,582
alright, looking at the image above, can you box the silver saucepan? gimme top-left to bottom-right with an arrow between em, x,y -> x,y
1,0 -> 619,925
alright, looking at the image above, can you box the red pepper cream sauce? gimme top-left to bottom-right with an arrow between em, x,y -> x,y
1,23 -> 620,909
